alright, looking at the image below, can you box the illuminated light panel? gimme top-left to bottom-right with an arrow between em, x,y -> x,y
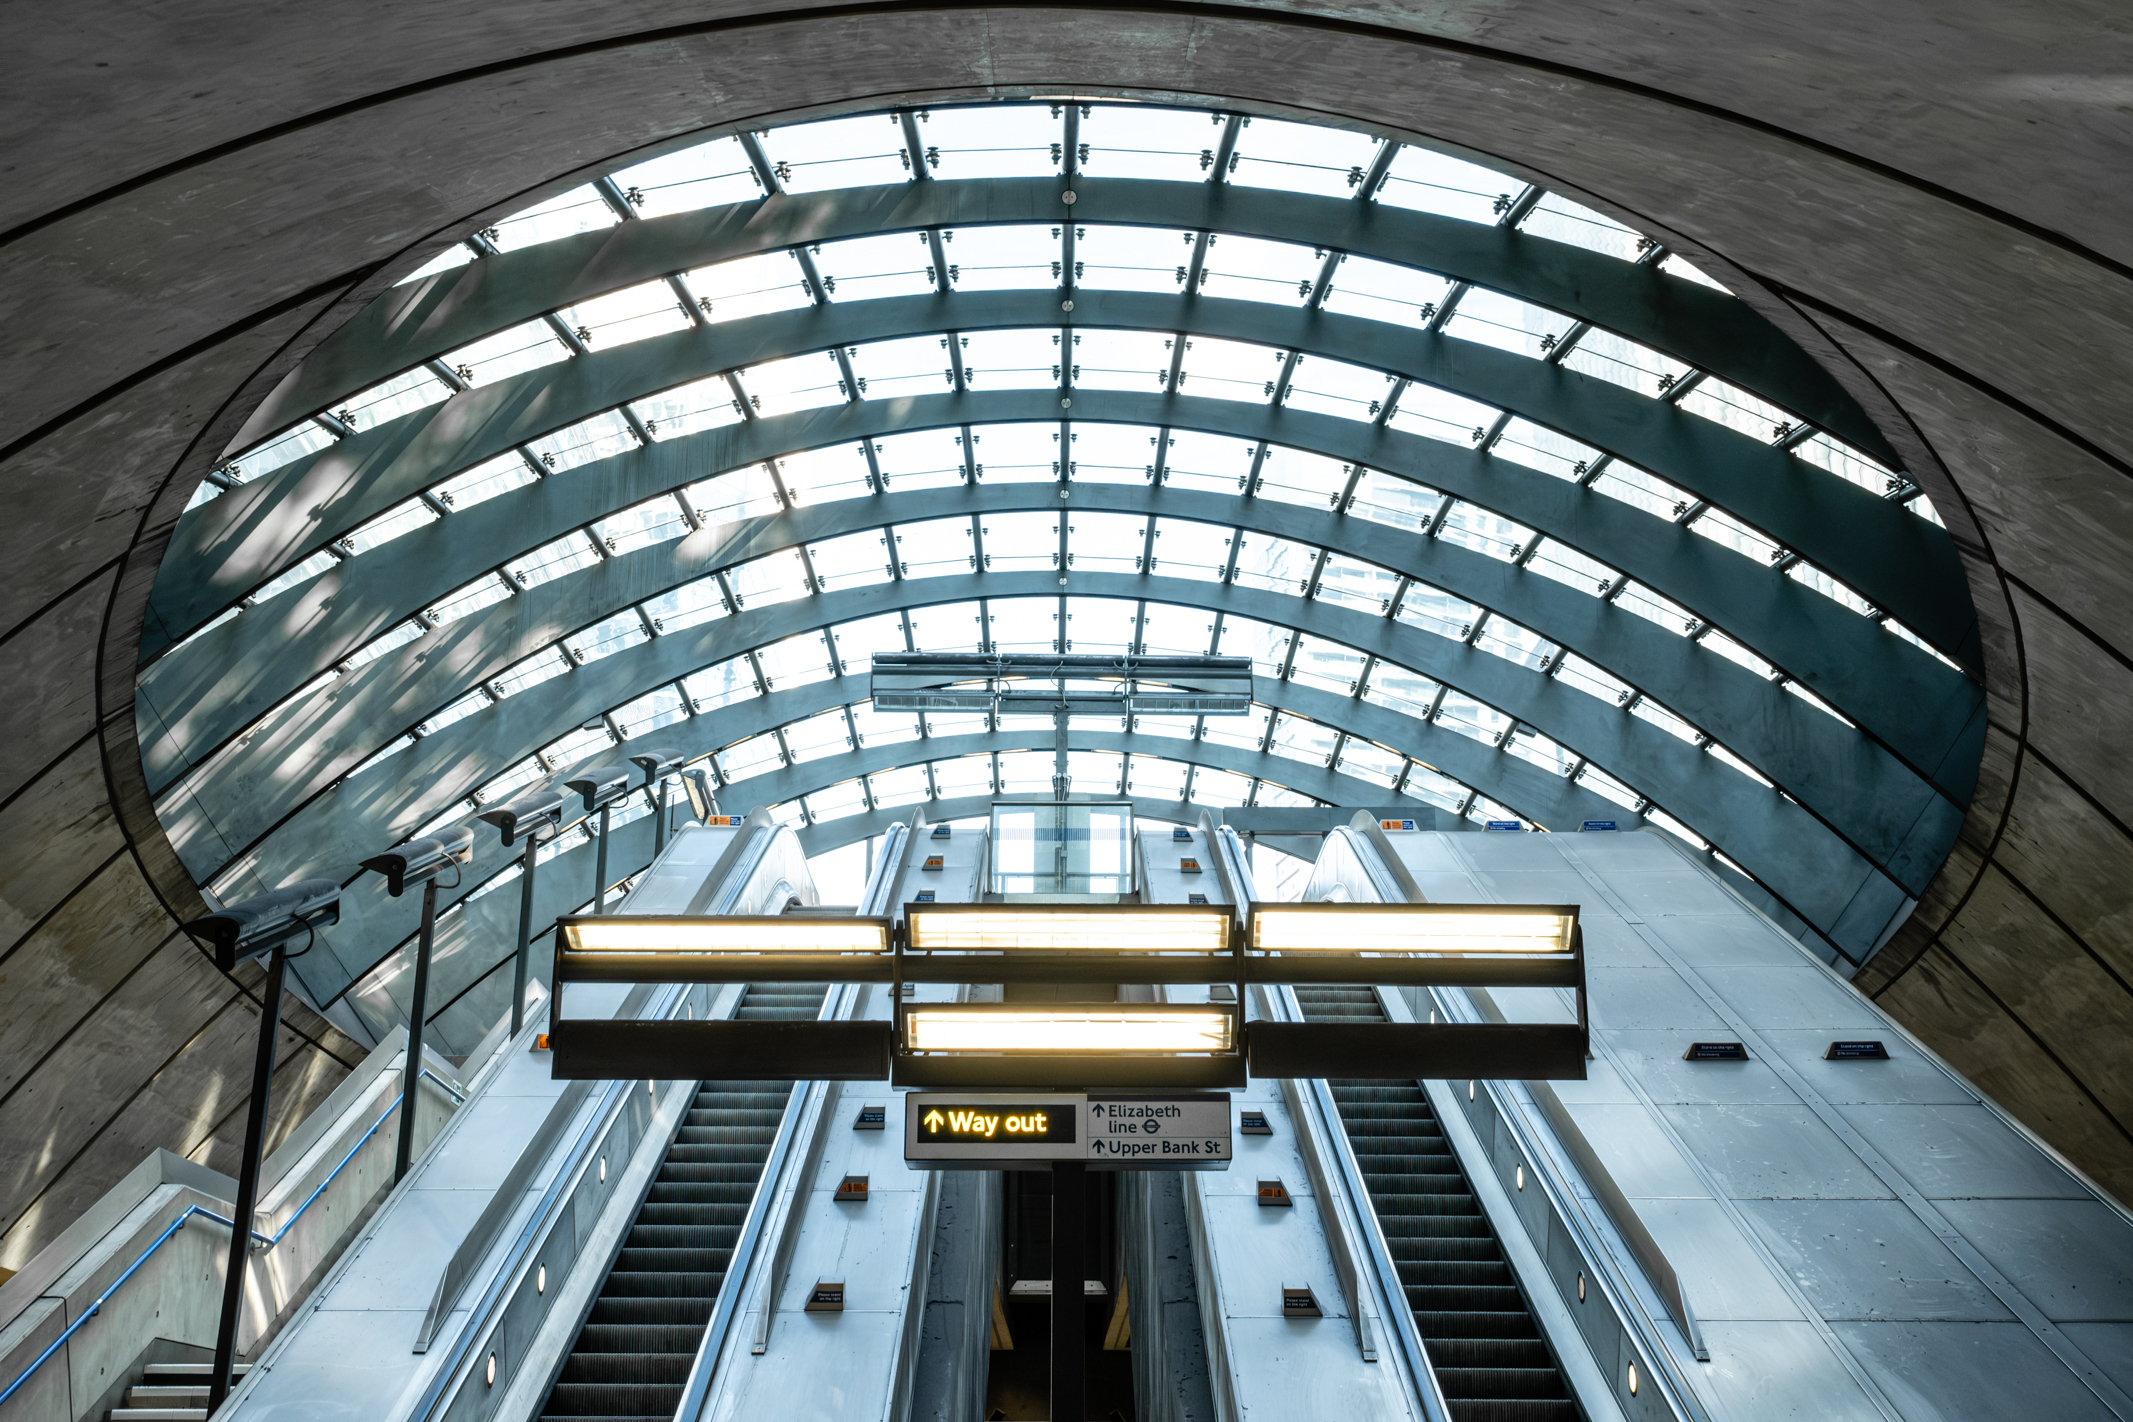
1250,904 -> 1574,955
905,907 -> 1232,954
559,915 -> 889,955
903,1006 -> 1235,1055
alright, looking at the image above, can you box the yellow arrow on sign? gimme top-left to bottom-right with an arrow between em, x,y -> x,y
923,1109 -> 945,1132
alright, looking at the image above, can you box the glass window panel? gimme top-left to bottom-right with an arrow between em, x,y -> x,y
1445,287 -> 1576,358
347,735 -> 417,780
995,751 -> 1053,795
1289,635 -> 1365,695
1080,104 -> 1220,183
978,511 -> 1061,573
814,232 -> 935,301
1526,539 -> 1618,597
1794,432 -> 1904,499
1690,505 -> 1784,564
685,656 -> 757,712
1590,461 -> 1689,522
490,186 -> 616,252
417,689 -> 486,738
1200,232 -> 1320,306
1132,714 -> 1198,743
783,708 -> 852,762
506,531 -> 600,590
1256,779 -> 1321,809
1404,762 -> 1471,813
831,615 -> 907,672
1283,356 -> 1390,423
809,529 -> 894,591
1435,692 -> 1513,747
1230,533 -> 1314,595
1065,513 -> 1148,575
1267,713 -> 1338,766
873,426 -> 967,492
1202,703 -> 1270,752
1229,118 -> 1380,198
644,575 -> 727,635
494,646 -> 571,699
1388,383 -> 1500,448
613,685 -> 689,738
595,496 -> 691,555
1255,447 -> 1348,509
761,113 -> 910,193
1614,581 -> 1698,637
846,334 -> 947,402
1476,618 -> 1555,671
1071,328 -> 1172,392
930,754 -> 994,797
247,548 -> 338,606
228,420 -> 336,481
1149,518 -> 1233,581
718,733 -> 785,781
1708,742 -> 1774,787
1492,418 -> 1601,482
738,352 -> 843,417
906,600 -> 982,653
1216,617 -> 1290,677
1677,377 -> 1795,443
685,251 -> 813,323
1784,677 -> 1856,727
727,547 -> 808,609
1377,146 -> 1513,225
1632,697 -> 1702,744
1438,501 -> 1533,560
1337,737 -> 1402,788
1787,560 -> 1877,617
1062,596 -> 1137,650
1160,430 -> 1255,496
342,367 -> 452,432
564,612 -> 649,666
1561,328 -> 1691,398
473,755 -> 545,808
867,762 -> 929,807
1067,422 -> 1158,485
343,499 -> 439,556
687,463 -> 784,525
1576,763 -> 1645,811
893,515 -> 977,579
1394,582 -> 1481,641
754,630 -> 834,691
1660,254 -> 1729,291
1068,750 -> 1126,797
990,422 -> 1071,485
1646,808 -> 1709,850
1178,335 -> 1280,404
341,619 -> 424,672
610,136 -> 758,217
984,597 -> 1057,653
961,328 -> 1064,393
1320,255 -> 1452,328
806,780 -> 870,822
1555,653 -> 1634,707
1348,469 -> 1439,533
1191,767 -> 1253,808
184,479 -> 223,512
850,699 -> 920,748
1519,193 -> 1644,262
940,223 -> 1056,290
635,373 -> 745,442
1700,630 -> 1776,679
1363,661 -> 1440,719
1138,603 -> 1213,656
1124,754 -> 1188,799
1076,223 -> 1192,294
557,280 -> 694,354
426,573 -> 513,627
443,320 -> 571,386
924,708 -> 990,739
397,243 -> 475,287
919,104 -> 1061,179
528,409 -> 638,474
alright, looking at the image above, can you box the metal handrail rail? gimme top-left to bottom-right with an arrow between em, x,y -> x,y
0,1067 -> 464,1407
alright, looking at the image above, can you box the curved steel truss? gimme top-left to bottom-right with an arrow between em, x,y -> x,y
143,99 -> 1985,1049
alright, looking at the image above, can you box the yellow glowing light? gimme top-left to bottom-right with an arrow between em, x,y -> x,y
903,1007 -> 1234,1054
1250,905 -> 1574,955
559,916 -> 889,955
906,907 -> 1231,954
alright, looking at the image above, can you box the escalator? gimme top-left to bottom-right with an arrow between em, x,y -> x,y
539,984 -> 828,1422
1293,986 -> 1577,1422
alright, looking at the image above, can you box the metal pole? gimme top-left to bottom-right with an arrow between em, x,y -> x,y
510,832 -> 538,1036
208,942 -> 287,1413
394,878 -> 439,1182
1051,1160 -> 1087,1422
594,804 -> 611,914
654,778 -> 669,857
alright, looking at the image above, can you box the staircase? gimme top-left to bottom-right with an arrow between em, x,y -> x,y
538,983 -> 825,1422
1293,986 -> 1578,1422
105,1362 -> 248,1420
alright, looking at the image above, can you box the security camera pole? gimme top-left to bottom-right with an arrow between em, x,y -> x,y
360,827 -> 475,1181
628,748 -> 685,859
565,767 -> 633,915
180,880 -> 342,1415
478,791 -> 567,1037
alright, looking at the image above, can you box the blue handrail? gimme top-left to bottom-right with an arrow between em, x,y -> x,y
0,1067 -> 463,1407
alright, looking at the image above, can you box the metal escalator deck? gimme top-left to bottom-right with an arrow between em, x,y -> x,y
539,984 -> 827,1422
1293,986 -> 1578,1422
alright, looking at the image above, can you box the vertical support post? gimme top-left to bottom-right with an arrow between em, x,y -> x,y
595,804 -> 612,915
654,777 -> 669,857
510,832 -> 538,1036
394,878 -> 439,1182
1051,1159 -> 1087,1422
208,943 -> 287,1414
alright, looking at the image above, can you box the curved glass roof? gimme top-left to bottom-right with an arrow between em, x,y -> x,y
142,100 -> 1985,1050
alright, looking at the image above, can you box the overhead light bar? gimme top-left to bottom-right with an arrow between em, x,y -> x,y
559,915 -> 890,955
1249,903 -> 1577,955
871,652 -> 1253,716
902,1005 -> 1235,1056
906,905 -> 1232,954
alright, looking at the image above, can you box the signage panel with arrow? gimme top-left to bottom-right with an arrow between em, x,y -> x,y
906,1090 -> 1232,1169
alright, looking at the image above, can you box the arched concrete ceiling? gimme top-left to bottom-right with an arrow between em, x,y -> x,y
4,2 -> 2132,1274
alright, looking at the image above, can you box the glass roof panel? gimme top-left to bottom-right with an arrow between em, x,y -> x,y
1348,469 -> 1439,533
494,646 -> 570,700
1404,763 -> 1470,813
895,516 -> 976,579
985,597 -> 1055,653
1202,703 -> 1271,752
1138,603 -> 1213,656
1794,433 -> 1904,499
867,762 -> 928,806
1590,461 -> 1688,522
1518,193 -> 1644,262
874,428 -> 968,492
1068,750 -> 1126,797
850,699 -> 920,747
1066,423 -> 1156,484
341,620 -> 422,671
613,685 -> 689,738
926,708 -> 990,738
1363,661 -> 1441,719
1215,617 -> 1290,675
919,104 -> 1062,179
1493,419 -> 1599,481
1289,635 -> 1365,696
1691,506 -> 1785,564
1677,377 -> 1795,442
1071,329 -> 1171,391
1064,596 -> 1137,648
1631,697 -> 1702,745
1162,430 -> 1255,497
342,367 -> 452,432
397,244 -> 475,287
906,600 -> 982,653
527,409 -> 637,473
1561,328 -> 1691,398
489,186 -> 617,252
636,373 -> 746,441
686,462 -> 783,526
436,452 -> 538,511
1149,518 -> 1232,581
971,421 -> 1060,483
980,513 -> 1060,573
1320,255 -> 1452,327
593,496 -> 690,558
443,320 -> 571,387
1445,288 -> 1576,359
250,549 -> 337,606
610,136 -> 759,217
1314,554 -> 1398,614
1614,581 -> 1698,637
930,754 -> 994,796
1178,335 -> 1280,404
506,531 -> 600,590
1132,713 -> 1198,742
564,612 -> 648,665
740,352 -> 844,417
1439,501 -> 1532,560
1435,691 -> 1514,747
1254,447 -> 1347,509
343,500 -> 438,557
1396,582 -> 1483,642
783,707 -> 852,762
1076,224 -> 1190,294
809,529 -> 894,591
847,334 -> 947,399
1554,653 -> 1633,707
727,548 -> 808,609
426,573 -> 513,628
1388,383 -> 1500,448
1268,712 -> 1338,766
1125,754 -> 1189,799
1069,513 -> 1149,575
1231,533 -> 1315,594
1526,539 -> 1617,596
685,656 -> 757,712
557,280 -> 694,352
761,114 -> 909,192
1230,118 -> 1380,199
1475,618 -> 1555,671
806,778 -> 868,821
815,232 -> 935,300
1376,147 -> 1513,225
830,615 -> 907,672
1080,104 -> 1219,183
755,630 -> 835,691
1660,254 -> 1729,291
684,252 -> 812,322
1199,233 -> 1319,306
1283,356 -> 1390,423
942,224 -> 1058,290
1337,736 -> 1402,787
996,751 -> 1054,794
961,328 -> 1063,392
1192,767 -> 1253,808
228,420 -> 335,481
778,444 -> 875,504
718,732 -> 784,780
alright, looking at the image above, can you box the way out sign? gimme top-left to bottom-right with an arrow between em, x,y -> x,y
905,1091 -> 1232,1170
